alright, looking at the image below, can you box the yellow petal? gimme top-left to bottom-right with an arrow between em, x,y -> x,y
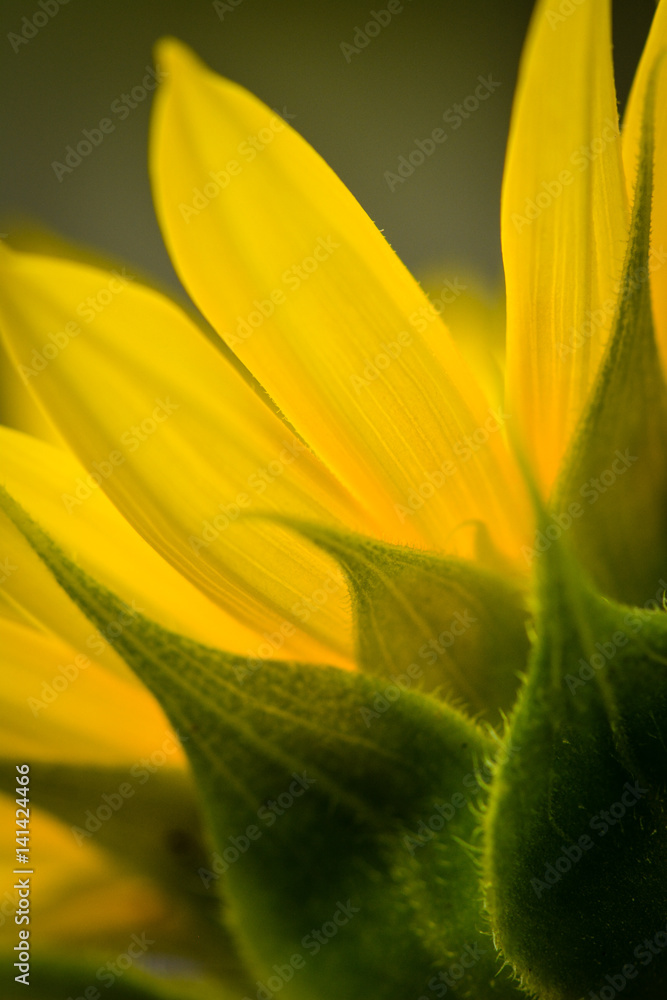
0,797 -> 206,960
0,338 -> 63,445
417,271 -> 506,411
0,506 -> 134,679
0,226 -> 146,449
150,39 -> 527,562
0,618 -> 183,766
622,1 -> 667,371
502,0 -> 628,491
0,426 -> 262,656
0,248 -> 369,665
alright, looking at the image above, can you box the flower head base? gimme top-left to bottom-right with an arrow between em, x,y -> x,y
1,0 -> 667,998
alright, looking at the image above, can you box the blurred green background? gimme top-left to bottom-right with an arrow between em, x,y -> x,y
0,0 -> 657,287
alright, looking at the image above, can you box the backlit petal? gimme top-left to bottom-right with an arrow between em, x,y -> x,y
0,508 -> 134,679
0,426 -> 263,656
622,0 -> 667,372
150,40 -> 527,561
502,0 -> 628,491
0,619 -> 182,766
417,271 -> 506,411
0,248 -> 367,665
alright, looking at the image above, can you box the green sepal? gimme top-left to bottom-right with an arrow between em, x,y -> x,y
0,487 -> 526,1000
271,520 -> 529,723
553,61 -> 667,606
483,525 -> 667,998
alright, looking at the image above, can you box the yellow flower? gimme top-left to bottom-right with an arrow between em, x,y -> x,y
1,0 -> 667,997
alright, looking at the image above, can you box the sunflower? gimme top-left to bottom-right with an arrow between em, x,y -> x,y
1,0 -> 667,997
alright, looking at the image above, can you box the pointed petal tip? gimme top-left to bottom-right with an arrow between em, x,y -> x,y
153,37 -> 214,102
153,36 -> 232,93
153,36 -> 258,113
153,35 -> 194,76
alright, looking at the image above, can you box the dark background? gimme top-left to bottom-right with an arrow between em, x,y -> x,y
0,0 -> 657,288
